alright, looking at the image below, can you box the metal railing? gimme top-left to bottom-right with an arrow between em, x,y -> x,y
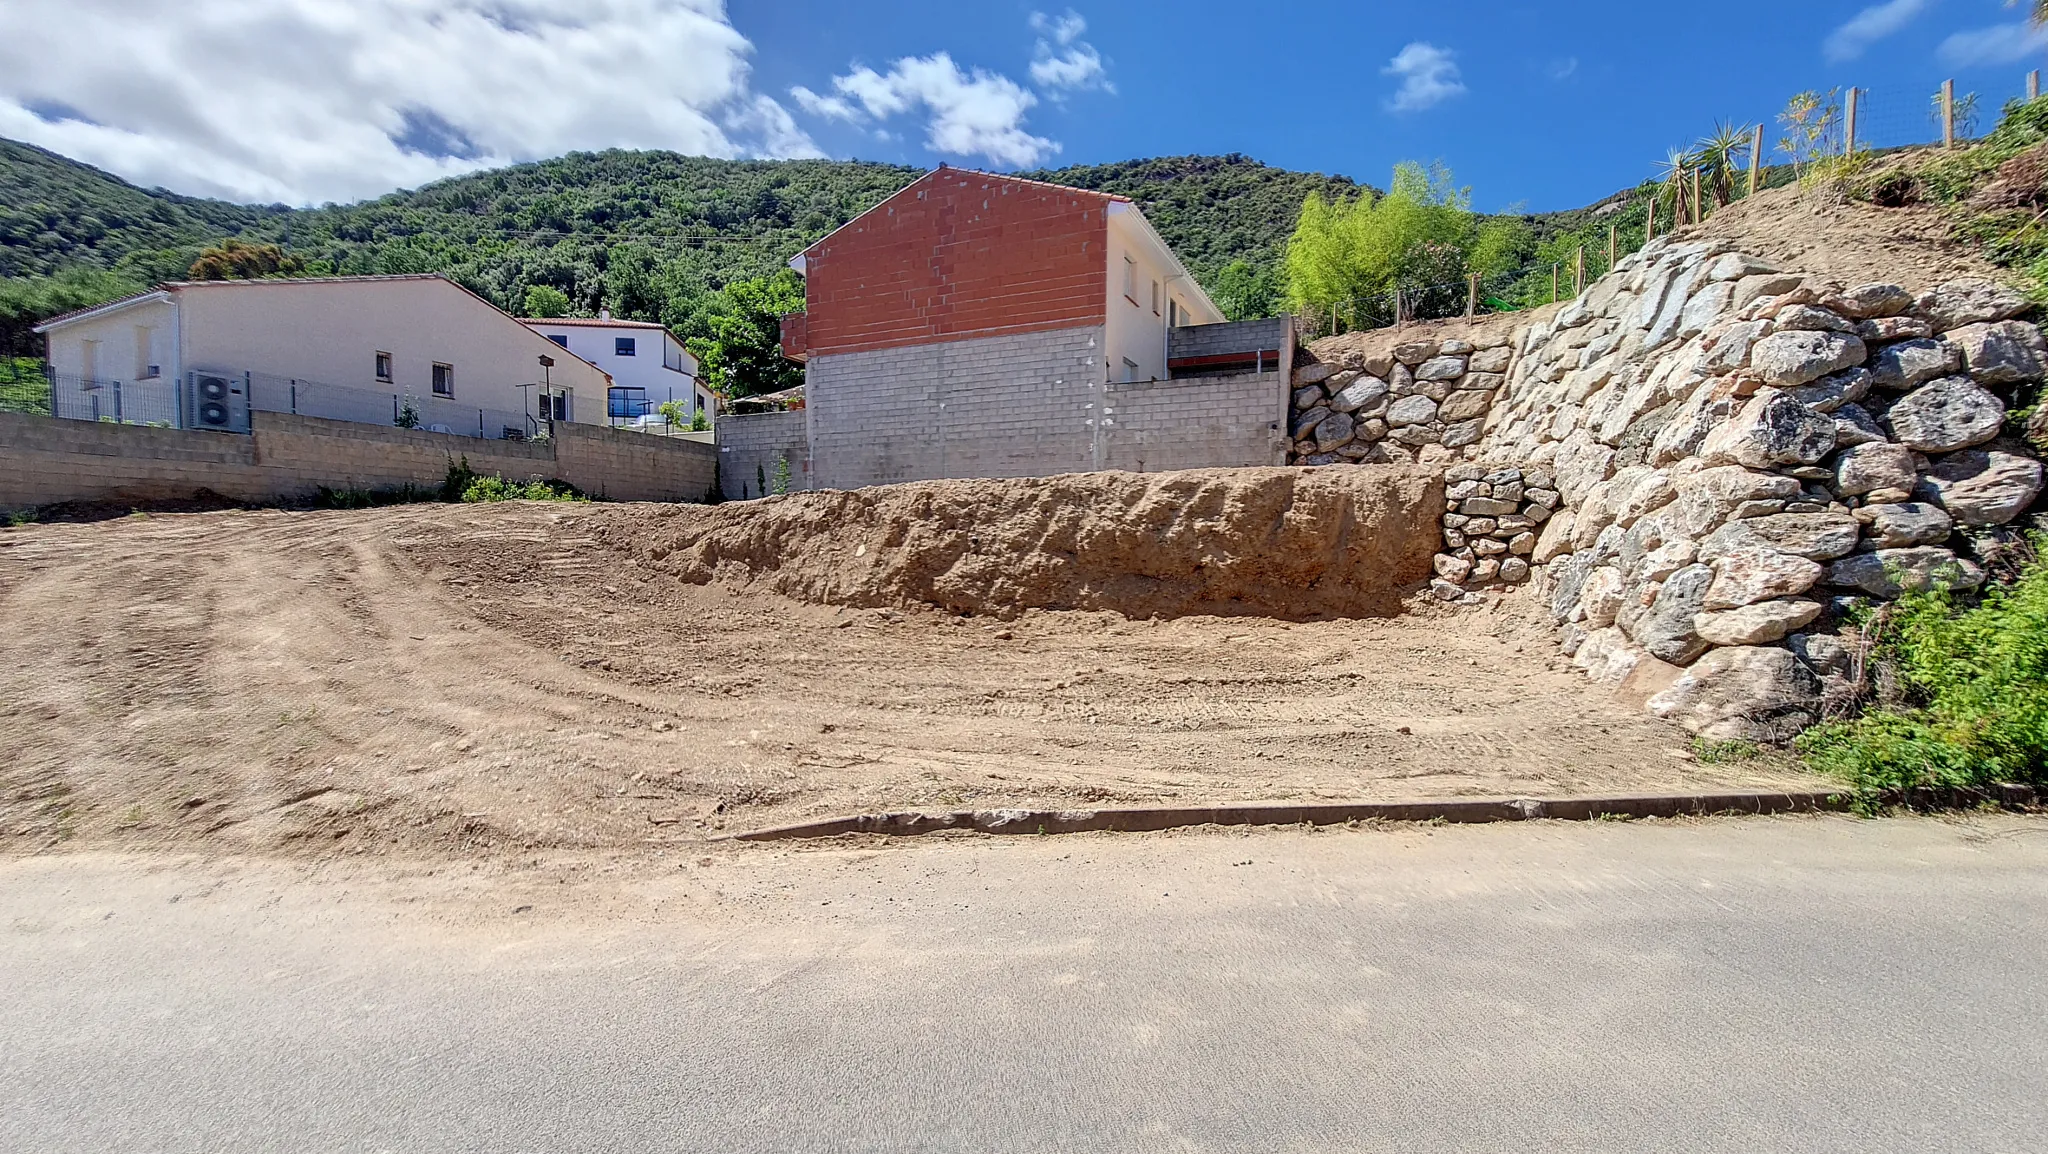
244,371 -> 534,440
45,373 -> 182,426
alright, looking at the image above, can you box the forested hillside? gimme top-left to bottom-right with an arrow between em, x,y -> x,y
2,144 -> 1364,318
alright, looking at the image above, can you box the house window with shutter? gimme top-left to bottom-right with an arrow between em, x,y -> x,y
432,363 -> 453,397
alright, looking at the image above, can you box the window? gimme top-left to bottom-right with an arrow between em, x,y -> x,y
547,334 -> 568,348
1122,255 -> 1137,302
614,336 -> 637,357
607,386 -> 649,420
375,351 -> 393,382
542,389 -> 571,422
1122,357 -> 1139,383
432,363 -> 453,397
1151,280 -> 1160,315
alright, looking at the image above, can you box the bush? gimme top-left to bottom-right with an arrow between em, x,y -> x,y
459,474 -> 587,503
1796,538 -> 2048,795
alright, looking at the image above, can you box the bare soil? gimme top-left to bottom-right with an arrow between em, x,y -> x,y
1665,169 -> 2006,292
0,496 -> 1823,858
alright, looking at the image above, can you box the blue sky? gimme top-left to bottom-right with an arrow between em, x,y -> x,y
742,0 -> 2048,211
1,0 -> 2044,210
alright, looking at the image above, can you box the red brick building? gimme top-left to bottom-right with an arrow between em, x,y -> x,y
766,167 -> 1289,492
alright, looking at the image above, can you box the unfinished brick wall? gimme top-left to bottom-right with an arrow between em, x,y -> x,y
0,411 -> 715,509
803,326 -> 1285,490
717,410 -> 811,500
801,171 -> 1112,357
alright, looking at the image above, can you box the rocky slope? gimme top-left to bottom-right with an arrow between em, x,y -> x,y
1293,237 -> 2046,742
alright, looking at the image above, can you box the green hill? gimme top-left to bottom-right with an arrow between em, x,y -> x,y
0,142 -> 1368,323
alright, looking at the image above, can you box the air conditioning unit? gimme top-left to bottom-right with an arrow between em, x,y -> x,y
185,370 -> 250,433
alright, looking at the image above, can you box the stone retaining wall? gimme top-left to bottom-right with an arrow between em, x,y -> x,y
1293,238 -> 2048,742
1287,333 -> 1514,463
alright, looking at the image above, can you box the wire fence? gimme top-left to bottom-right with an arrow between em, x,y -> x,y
41,374 -> 183,426
1296,68 -> 2048,342
244,371 -> 533,440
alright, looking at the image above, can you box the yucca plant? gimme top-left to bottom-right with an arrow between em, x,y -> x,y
1695,121 -> 1755,206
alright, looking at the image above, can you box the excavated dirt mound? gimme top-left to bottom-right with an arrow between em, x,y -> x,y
612,466 -> 1443,620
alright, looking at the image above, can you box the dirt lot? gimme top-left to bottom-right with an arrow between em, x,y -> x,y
0,495 -> 1826,857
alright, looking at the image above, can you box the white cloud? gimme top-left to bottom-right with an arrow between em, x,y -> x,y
1383,42 -> 1465,113
791,53 -> 1057,167
1938,20 -> 2048,68
0,0 -> 820,205
1029,10 -> 1114,95
1546,56 -> 1579,81
1824,0 -> 1935,63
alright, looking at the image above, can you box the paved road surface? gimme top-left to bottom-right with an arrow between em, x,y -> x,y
4,815 -> 2047,1152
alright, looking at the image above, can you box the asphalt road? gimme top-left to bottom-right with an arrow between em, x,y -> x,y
4,815 -> 2047,1153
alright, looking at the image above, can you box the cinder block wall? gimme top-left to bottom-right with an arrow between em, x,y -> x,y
1168,318 -> 1291,361
804,326 -> 1286,489
808,327 -> 1102,488
0,411 -> 715,509
1099,372 -> 1288,472
718,410 -> 812,500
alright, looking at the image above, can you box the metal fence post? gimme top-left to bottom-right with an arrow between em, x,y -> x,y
112,379 -> 123,424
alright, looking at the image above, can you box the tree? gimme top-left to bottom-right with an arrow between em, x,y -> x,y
0,265 -> 145,367
186,238 -> 305,280
686,271 -> 805,399
1208,259 -> 1282,320
1283,161 -> 1480,321
522,284 -> 570,318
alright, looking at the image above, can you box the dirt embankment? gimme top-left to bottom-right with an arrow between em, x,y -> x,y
616,466 -> 1443,621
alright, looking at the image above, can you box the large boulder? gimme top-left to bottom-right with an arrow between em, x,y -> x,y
1580,566 -> 1627,629
1667,466 -> 1803,536
1948,320 -> 2047,386
1328,376 -> 1390,414
1869,338 -> 1961,391
1648,646 -> 1821,742
1853,502 -> 1954,548
1885,377 -> 2008,452
1468,346 -> 1513,374
1750,330 -> 1867,387
1826,547 -> 1987,596
1829,283 -> 1914,319
1313,411 -> 1357,451
1703,546 -> 1825,609
1387,395 -> 1440,427
1832,441 -> 1919,497
1414,355 -> 1468,381
1693,598 -> 1825,646
1920,449 -> 2045,525
1787,367 -> 1872,414
1916,278 -> 2030,332
1700,390 -> 1837,468
1631,564 -> 1716,665
1701,512 -> 1862,561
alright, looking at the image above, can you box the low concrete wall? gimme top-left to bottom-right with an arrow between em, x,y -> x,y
1099,372 -> 1288,473
717,410 -> 812,500
0,411 -> 716,509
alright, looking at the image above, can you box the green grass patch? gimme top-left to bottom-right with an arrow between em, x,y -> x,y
459,474 -> 587,503
1796,536 -> 2048,798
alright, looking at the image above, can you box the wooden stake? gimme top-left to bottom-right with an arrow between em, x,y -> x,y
2031,70 -> 2041,102
1845,87 -> 1859,155
1943,79 -> 1956,149
1465,273 -> 1478,319
1574,247 -> 1586,295
1551,264 -> 1559,304
1608,222 -> 1617,271
1645,198 -> 1655,243
1749,123 -> 1764,197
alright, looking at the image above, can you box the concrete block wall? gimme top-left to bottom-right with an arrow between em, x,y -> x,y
0,410 -> 715,509
1099,372 -> 1288,472
1169,318 -> 1291,362
718,410 -> 812,500
808,326 -> 1105,488
804,325 -> 1285,489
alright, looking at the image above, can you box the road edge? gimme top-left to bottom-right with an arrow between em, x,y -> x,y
726,789 -> 1876,841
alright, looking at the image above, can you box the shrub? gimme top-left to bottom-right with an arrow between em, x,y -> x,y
459,474 -> 587,503
1796,538 -> 2048,796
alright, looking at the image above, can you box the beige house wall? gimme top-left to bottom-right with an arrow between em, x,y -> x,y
44,297 -> 179,383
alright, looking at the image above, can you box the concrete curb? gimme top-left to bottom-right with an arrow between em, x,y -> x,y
726,789 -> 1860,842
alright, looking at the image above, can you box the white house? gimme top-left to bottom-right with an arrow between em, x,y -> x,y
519,313 -> 712,429
34,274 -> 611,438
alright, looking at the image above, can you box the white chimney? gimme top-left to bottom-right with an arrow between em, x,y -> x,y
599,308 -> 612,321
